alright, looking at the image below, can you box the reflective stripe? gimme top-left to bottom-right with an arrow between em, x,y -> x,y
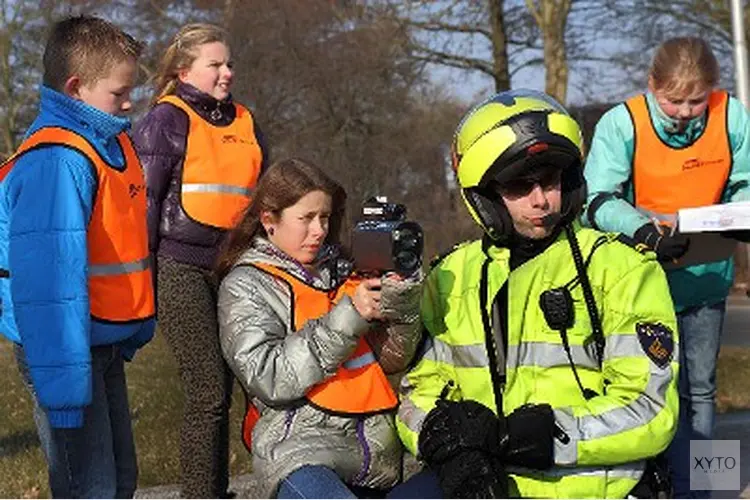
182,183 -> 252,196
343,351 -> 376,370
553,359 -> 673,465
508,461 -> 644,480
89,257 -> 150,277
508,341 -> 599,370
426,334 -> 654,372
422,336 -> 488,368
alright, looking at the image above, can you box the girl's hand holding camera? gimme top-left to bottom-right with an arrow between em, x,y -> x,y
352,278 -> 383,321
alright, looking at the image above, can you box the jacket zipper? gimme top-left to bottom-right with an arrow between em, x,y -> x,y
352,418 -> 371,485
279,408 -> 296,443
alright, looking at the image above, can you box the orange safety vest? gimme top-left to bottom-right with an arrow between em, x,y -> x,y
627,91 -> 732,222
240,262 -> 398,450
158,95 -> 263,230
0,127 -> 155,322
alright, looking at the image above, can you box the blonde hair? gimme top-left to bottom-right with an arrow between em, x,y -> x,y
151,23 -> 229,105
649,37 -> 719,97
43,15 -> 144,92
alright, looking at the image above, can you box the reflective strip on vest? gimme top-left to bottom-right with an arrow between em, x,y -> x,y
89,257 -> 150,277
508,461 -> 644,480
343,351 -> 376,370
181,183 -> 253,196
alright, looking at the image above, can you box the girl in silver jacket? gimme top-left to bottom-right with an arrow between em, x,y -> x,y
216,158 -> 433,498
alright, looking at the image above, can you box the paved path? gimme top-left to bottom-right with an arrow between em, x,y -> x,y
724,295 -> 750,347
713,410 -> 750,498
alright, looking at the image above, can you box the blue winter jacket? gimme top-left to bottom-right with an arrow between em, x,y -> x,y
583,91 -> 750,311
0,86 -> 155,428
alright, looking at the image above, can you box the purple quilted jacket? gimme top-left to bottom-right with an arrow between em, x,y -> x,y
132,82 -> 268,270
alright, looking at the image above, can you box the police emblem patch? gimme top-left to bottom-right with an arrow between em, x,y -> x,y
636,322 -> 674,368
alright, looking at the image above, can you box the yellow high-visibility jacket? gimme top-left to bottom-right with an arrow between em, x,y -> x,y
397,225 -> 679,498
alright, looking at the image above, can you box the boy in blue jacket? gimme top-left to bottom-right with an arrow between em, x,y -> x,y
0,15 -> 155,498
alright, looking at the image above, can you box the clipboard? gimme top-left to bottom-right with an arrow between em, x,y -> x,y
662,231 -> 737,270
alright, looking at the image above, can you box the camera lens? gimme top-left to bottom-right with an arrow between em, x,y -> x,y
394,228 -> 418,249
395,251 -> 419,274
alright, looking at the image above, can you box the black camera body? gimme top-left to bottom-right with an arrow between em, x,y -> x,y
351,196 -> 424,277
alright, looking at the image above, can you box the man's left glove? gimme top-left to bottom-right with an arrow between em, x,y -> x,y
500,403 -> 557,470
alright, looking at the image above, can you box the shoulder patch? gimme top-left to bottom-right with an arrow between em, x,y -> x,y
636,322 -> 674,368
429,240 -> 471,269
615,233 -> 650,254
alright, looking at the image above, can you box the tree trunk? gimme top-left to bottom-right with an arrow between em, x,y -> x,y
488,0 -> 510,92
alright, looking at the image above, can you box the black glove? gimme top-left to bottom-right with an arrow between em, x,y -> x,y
721,230 -> 750,243
418,399 -> 502,465
431,449 -> 508,498
633,224 -> 690,262
499,403 -> 556,470
420,400 -> 556,471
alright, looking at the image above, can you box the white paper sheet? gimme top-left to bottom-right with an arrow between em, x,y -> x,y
678,201 -> 750,233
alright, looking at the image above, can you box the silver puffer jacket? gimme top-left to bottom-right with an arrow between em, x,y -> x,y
217,238 -> 423,497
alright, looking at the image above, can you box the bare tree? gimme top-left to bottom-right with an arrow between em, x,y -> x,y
374,0 -> 512,92
523,0 -> 571,102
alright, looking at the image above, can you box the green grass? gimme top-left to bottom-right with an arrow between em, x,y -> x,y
0,333 -> 251,498
2,336 -> 750,498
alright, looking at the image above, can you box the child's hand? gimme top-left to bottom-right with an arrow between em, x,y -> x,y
352,278 -> 383,321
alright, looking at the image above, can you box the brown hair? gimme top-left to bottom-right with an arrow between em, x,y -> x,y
43,15 -> 144,92
151,23 -> 229,105
649,37 -> 719,97
215,158 -> 347,279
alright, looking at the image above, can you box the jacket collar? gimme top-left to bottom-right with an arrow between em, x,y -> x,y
645,91 -> 706,147
234,237 -> 343,289
37,85 -> 130,140
175,82 -> 235,124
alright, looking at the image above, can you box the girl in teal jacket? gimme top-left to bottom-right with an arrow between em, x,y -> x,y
583,36 -> 750,498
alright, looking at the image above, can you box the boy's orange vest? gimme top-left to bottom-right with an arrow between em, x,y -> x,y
241,262 -> 398,450
626,91 -> 732,222
0,127 -> 155,322
158,95 -> 262,230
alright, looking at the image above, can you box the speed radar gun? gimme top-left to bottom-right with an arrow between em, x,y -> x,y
350,196 -> 424,277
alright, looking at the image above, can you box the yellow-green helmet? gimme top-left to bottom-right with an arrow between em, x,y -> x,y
451,89 -> 585,242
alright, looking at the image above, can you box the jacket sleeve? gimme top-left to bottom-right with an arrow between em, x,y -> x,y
132,103 -> 187,255
366,270 -> 424,374
583,105 -> 650,237
396,268 -> 460,456
7,147 -> 96,429
217,266 -> 371,405
723,97 -> 750,203
552,249 -> 679,467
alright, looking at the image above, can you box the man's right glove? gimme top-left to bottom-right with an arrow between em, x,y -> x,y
633,223 -> 690,262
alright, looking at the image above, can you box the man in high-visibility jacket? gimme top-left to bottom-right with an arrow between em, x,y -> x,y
396,89 -> 680,498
